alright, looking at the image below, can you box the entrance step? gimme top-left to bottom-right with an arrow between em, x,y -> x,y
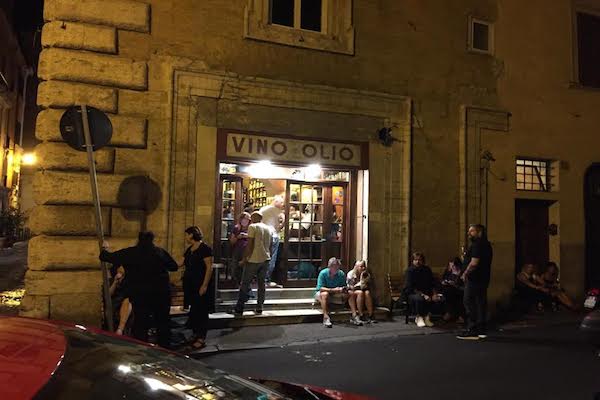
206,307 -> 390,329
214,298 -> 316,312
217,287 -> 315,302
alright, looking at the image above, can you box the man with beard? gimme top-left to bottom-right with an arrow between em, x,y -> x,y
457,224 -> 493,340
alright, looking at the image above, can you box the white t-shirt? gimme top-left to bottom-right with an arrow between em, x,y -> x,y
260,205 -> 283,233
247,222 -> 272,263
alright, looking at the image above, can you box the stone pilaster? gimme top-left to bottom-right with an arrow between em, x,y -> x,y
21,0 -> 154,325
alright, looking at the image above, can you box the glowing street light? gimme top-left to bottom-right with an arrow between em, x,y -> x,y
21,152 -> 37,166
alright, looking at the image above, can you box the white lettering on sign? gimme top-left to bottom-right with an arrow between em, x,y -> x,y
226,133 -> 362,167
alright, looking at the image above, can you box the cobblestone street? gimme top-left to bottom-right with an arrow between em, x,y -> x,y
0,242 -> 27,316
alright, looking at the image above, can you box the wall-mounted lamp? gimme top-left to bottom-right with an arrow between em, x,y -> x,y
377,127 -> 396,147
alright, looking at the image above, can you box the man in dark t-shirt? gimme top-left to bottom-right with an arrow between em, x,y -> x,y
457,224 -> 493,340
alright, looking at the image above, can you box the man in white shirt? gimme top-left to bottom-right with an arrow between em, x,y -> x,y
259,195 -> 285,287
234,211 -> 272,316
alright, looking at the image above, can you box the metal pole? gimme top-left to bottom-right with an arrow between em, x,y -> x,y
81,104 -> 114,331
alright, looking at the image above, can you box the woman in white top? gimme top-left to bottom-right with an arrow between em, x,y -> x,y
347,260 -> 376,323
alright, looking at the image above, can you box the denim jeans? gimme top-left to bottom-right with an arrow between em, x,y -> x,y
266,233 -> 280,282
236,261 -> 267,312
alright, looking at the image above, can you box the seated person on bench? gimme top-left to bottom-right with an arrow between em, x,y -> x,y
537,262 -> 577,311
403,252 -> 442,327
515,263 -> 552,312
315,257 -> 361,328
440,257 -> 465,321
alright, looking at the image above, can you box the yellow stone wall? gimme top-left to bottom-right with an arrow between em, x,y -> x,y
22,0 -> 600,323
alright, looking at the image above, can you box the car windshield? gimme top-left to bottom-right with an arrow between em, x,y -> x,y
33,326 -> 285,400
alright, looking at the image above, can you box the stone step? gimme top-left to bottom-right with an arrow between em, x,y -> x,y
214,298 -> 316,312
208,307 -> 390,329
217,287 -> 316,301
170,307 -> 390,328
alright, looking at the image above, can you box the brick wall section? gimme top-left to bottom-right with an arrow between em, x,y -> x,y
21,0 -> 153,324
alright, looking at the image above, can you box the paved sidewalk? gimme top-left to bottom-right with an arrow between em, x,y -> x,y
181,310 -> 586,356
0,242 -> 28,316
186,317 -> 450,355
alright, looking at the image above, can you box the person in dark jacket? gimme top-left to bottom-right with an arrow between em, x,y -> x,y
440,257 -> 465,321
100,231 -> 178,348
182,226 -> 214,350
403,252 -> 442,327
457,224 -> 494,340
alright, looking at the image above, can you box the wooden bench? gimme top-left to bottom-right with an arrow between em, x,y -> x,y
387,272 -> 410,324
171,284 -> 185,308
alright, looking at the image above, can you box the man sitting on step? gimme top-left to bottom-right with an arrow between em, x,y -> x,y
234,211 -> 272,316
315,257 -> 362,328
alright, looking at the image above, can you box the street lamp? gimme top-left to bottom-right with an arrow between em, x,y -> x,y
21,152 -> 37,166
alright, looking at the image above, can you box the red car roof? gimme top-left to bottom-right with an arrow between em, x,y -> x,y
0,317 -> 67,400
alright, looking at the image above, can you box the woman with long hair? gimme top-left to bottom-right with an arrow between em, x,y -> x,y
346,260 -> 376,323
182,226 -> 214,350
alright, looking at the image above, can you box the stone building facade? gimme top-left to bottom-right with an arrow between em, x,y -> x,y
0,2 -> 30,213
20,0 -> 600,324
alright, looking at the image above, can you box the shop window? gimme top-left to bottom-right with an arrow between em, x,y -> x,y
245,0 -> 355,54
516,158 -> 552,192
576,12 -> 600,88
468,17 -> 494,55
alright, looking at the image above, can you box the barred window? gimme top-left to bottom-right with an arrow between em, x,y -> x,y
516,159 -> 551,191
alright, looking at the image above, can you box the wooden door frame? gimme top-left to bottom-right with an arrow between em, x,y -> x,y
214,174 -> 244,265
514,198 -> 553,280
584,163 -> 600,290
281,178 -> 352,287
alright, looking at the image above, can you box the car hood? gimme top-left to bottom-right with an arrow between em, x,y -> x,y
0,317 -> 67,399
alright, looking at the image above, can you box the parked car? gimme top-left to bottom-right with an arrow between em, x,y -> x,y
0,316 -> 370,400
580,308 -> 600,348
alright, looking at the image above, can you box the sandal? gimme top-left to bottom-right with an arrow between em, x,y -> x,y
191,338 -> 206,350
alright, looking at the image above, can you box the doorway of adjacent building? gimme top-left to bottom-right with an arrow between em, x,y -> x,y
515,199 -> 552,278
585,164 -> 600,289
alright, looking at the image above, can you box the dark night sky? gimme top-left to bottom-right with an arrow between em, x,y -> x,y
13,0 -> 44,64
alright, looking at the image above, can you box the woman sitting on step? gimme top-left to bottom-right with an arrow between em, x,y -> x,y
347,260 -> 377,323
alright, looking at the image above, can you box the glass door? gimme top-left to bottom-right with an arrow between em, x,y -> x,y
215,175 -> 243,283
284,181 -> 348,285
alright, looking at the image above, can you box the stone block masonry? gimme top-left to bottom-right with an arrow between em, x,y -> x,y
44,0 -> 150,33
36,109 -> 148,148
42,21 -> 117,54
22,0 -> 155,325
39,48 -> 148,90
37,81 -> 118,112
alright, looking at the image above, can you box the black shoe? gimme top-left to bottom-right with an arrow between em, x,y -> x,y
456,330 -> 480,340
231,308 -> 243,317
254,309 -> 263,315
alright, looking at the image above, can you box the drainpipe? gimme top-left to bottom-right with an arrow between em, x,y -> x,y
18,67 -> 33,148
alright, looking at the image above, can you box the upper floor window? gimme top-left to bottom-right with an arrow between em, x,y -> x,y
271,0 -> 324,32
576,12 -> 600,88
245,0 -> 354,55
516,158 -> 552,192
468,17 -> 494,55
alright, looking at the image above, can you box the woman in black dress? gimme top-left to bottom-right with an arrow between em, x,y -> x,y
182,226 -> 214,349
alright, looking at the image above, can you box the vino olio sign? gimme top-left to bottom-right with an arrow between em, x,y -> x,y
218,130 -> 367,169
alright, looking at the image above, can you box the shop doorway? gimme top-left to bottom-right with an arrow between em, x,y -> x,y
214,162 -> 353,288
585,164 -> 600,289
515,199 -> 552,278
